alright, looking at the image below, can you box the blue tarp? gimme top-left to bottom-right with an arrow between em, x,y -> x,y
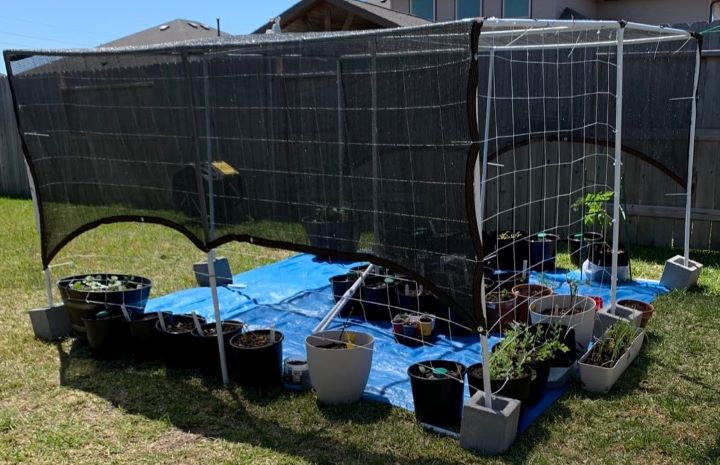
146,254 -> 667,432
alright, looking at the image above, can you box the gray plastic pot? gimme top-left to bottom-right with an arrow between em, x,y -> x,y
578,326 -> 645,393
306,330 -> 374,404
529,294 -> 597,350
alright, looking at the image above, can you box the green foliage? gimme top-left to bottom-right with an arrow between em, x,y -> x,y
70,275 -> 130,292
587,320 -> 637,367
572,190 -> 615,230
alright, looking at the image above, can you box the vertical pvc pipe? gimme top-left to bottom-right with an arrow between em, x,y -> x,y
477,50 -> 495,229
26,161 -> 53,307
336,59 -> 345,209
370,46 -> 379,244
684,46 -> 701,267
479,275 -> 493,410
610,27 -> 624,315
207,249 -> 229,385
203,59 -> 215,240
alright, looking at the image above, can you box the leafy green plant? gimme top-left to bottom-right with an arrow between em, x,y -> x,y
587,321 -> 637,368
71,275 -> 130,292
572,190 -> 625,238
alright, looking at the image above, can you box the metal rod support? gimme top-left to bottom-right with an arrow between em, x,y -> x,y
313,264 -> 374,333
207,249 -> 229,385
610,28 -> 624,314
684,47 -> 701,266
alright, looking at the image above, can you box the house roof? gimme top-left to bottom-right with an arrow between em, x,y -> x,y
101,18 -> 231,47
253,0 -> 430,34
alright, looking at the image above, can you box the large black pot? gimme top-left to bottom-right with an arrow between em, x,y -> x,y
483,230 -> 528,271
82,310 -> 129,356
407,360 -> 467,428
467,363 -> 534,407
590,242 -> 630,268
127,311 -> 171,359
329,274 -> 358,318
567,232 -> 603,267
529,323 -> 576,367
523,358 -> 551,405
58,274 -> 152,339
527,233 -> 559,271
228,330 -> 284,386
154,314 -> 206,369
191,321 -> 244,378
396,281 -> 439,314
359,276 -> 398,321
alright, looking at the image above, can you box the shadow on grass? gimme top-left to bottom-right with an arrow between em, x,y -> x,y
55,340 -> 566,464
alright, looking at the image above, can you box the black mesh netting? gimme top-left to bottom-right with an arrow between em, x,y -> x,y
4,20 -> 699,329
5,21 -> 482,327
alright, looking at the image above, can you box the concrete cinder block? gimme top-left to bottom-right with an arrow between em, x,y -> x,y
660,255 -> 703,291
193,256 -> 233,287
460,391 -> 520,456
28,304 -> 71,341
598,305 -> 642,329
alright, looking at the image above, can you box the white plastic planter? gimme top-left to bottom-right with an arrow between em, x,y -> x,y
529,295 -> 596,350
578,326 -> 645,393
306,330 -> 374,404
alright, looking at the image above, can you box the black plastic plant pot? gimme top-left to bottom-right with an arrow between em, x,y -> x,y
228,330 -> 284,386
568,232 -> 603,267
58,274 -> 152,339
191,321 -> 244,378
523,358 -> 551,405
484,267 -> 527,292
527,233 -> 559,271
82,310 -> 129,356
529,323 -> 576,367
396,281 -> 439,315
466,363 -> 534,407
484,230 -> 528,271
407,360 -> 467,428
154,314 -> 207,369
127,311 -> 171,358
329,274 -> 357,318
590,242 -> 630,268
359,276 -> 398,321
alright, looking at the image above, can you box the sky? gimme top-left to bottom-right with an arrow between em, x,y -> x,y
0,0 -> 299,73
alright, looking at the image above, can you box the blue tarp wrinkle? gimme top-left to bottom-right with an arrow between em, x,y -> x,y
146,254 -> 667,432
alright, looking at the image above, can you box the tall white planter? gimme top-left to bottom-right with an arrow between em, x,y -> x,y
578,326 -> 645,393
529,295 -> 596,350
306,330 -> 374,404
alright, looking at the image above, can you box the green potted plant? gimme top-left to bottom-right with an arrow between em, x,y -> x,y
466,348 -> 534,408
578,320 -> 645,393
58,274 -> 152,339
485,288 -> 518,333
528,278 -> 597,350
407,360 -> 467,428
571,191 -> 629,276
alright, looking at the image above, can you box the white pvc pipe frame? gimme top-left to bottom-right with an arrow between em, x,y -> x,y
313,264 -> 375,333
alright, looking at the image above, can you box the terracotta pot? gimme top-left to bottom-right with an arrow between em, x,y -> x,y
617,299 -> 654,328
511,283 -> 553,324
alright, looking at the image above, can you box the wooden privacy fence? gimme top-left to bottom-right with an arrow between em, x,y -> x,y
0,75 -> 29,198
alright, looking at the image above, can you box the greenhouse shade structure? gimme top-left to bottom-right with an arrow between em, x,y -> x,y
3,18 -> 700,382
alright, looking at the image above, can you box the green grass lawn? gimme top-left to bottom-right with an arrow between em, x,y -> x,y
1,196 -> 719,465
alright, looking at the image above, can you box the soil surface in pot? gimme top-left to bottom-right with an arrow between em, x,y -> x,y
166,321 -> 195,334
231,331 -> 281,348
315,341 -> 350,350
540,304 -> 588,316
516,285 -> 550,297
618,300 -> 650,311
416,366 -> 462,380
199,323 -> 242,336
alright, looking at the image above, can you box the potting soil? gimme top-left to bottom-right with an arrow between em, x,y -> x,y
146,253 -> 668,433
